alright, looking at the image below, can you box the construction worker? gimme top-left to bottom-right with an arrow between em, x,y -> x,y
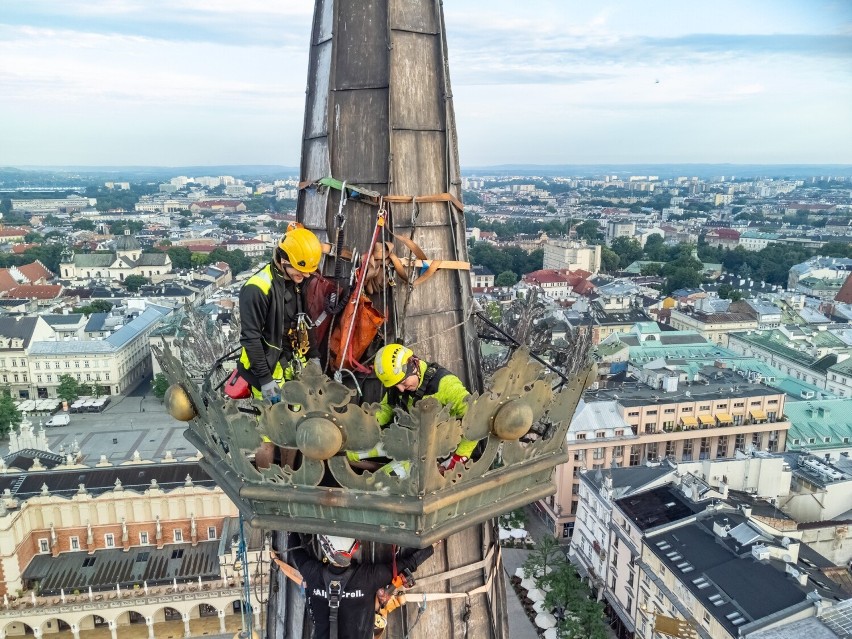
238,224 -> 323,467
289,533 -> 436,639
347,344 -> 476,476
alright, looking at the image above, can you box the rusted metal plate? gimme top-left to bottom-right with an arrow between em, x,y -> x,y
314,0 -> 334,44
336,0 -> 389,90
304,40 -> 331,139
330,89 -> 390,184
390,32 -> 443,130
389,0 -> 437,33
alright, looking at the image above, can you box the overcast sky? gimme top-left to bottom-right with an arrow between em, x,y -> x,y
2,1 -> 850,167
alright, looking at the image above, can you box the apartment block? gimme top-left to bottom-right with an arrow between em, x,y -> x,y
538,367 -> 789,539
573,474 -> 848,639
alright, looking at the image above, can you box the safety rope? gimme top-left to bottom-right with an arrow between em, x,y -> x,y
236,516 -> 254,637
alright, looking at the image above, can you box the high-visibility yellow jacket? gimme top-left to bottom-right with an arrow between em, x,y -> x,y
237,263 -> 318,389
376,360 -> 476,458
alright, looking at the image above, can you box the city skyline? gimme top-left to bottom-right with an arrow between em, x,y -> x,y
1,0 -> 851,167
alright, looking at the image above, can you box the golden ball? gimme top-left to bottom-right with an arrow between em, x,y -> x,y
296,417 -> 343,460
165,384 -> 197,422
491,399 -> 534,441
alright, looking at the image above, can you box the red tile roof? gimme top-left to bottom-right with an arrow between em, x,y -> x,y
836,273 -> 852,304
0,271 -> 18,293
0,227 -> 31,237
7,284 -> 63,300
11,243 -> 38,254
707,228 -> 740,240
523,269 -> 572,285
18,260 -> 54,283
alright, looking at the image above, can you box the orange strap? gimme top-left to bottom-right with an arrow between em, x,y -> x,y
269,550 -> 305,586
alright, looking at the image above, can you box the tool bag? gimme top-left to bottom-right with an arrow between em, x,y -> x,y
223,369 -> 251,400
329,293 -> 385,372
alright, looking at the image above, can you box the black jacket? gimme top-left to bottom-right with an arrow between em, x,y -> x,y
291,541 -> 434,639
237,262 -> 319,388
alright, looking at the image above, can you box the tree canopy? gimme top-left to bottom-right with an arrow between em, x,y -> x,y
56,375 -> 81,403
0,389 -> 21,438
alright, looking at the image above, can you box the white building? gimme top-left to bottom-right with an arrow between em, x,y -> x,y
27,307 -> 170,397
542,240 -> 601,273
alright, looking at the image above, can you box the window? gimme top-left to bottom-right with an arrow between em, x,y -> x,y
75,361 -> 80,368
628,411 -> 640,417
171,549 -> 185,559
613,446 -> 624,458
65,361 -> 70,368
703,611 -> 711,625
682,406 -> 692,412
595,431 -> 605,439
662,421 -> 674,432
699,405 -> 710,411
577,433 -> 586,440
70,536 -> 80,551
47,374 -> 52,382
82,557 -> 96,568
84,361 -> 90,368
733,401 -> 744,407
593,447 -> 604,460
140,531 -> 149,545
104,534 -> 115,548
646,410 -> 657,416
615,429 -> 624,437
39,538 -> 49,553
174,529 -> 183,543
682,440 -> 693,461
664,408 -> 676,414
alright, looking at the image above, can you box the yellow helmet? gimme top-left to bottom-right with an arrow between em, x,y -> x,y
374,344 -> 415,387
278,226 -> 322,274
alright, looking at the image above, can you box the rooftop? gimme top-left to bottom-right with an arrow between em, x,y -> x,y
615,484 -> 701,531
647,512 -> 846,636
585,367 -> 778,409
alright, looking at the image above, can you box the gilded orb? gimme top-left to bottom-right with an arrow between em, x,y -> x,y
165,384 -> 197,422
296,417 -> 343,460
491,399 -> 534,441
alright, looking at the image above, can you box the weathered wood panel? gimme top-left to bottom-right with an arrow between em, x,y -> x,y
336,1 -> 389,90
389,0 -> 438,33
389,32 -> 443,130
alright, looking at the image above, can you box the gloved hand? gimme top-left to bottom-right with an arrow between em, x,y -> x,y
308,357 -> 321,369
438,454 -> 468,476
325,286 -> 350,316
260,381 -> 281,405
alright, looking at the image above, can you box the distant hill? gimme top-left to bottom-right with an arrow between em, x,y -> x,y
1,165 -> 300,186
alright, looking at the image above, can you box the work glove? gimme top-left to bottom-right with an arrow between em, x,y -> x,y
438,454 -> 468,476
325,286 -> 350,316
260,381 -> 281,405
308,357 -> 321,369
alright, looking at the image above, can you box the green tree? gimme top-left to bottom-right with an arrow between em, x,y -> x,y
600,247 -> 619,273
72,219 -> 96,231
640,262 -> 662,276
191,252 -> 210,268
178,219 -> 191,229
208,248 -> 252,274
522,535 -> 564,581
74,300 -> 113,314
575,220 -> 603,243
124,275 -> 149,292
56,375 -> 81,403
152,373 -> 170,401
0,389 -> 21,438
0,199 -> 10,215
166,246 -> 193,269
610,237 -> 643,268
642,233 -> 666,260
24,232 -> 43,243
495,270 -> 518,287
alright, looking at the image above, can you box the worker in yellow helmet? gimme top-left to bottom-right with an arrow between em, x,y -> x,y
238,225 -> 323,467
347,344 -> 476,477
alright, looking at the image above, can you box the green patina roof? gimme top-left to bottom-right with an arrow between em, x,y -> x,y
785,399 -> 852,450
72,254 -> 114,267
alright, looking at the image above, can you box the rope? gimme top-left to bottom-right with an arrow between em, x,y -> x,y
236,516 -> 254,636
